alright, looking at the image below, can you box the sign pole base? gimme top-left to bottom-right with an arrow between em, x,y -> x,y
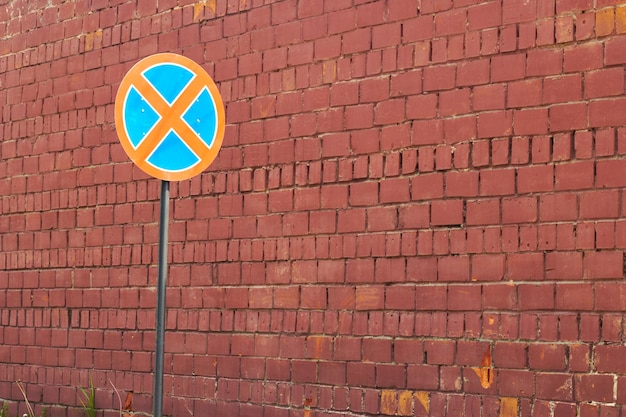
153,180 -> 169,417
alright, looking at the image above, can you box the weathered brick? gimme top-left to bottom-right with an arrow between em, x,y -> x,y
575,374 -> 615,402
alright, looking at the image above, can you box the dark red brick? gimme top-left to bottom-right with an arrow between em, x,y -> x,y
575,374 -> 615,402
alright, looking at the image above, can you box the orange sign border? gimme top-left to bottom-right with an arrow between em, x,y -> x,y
115,53 -> 225,181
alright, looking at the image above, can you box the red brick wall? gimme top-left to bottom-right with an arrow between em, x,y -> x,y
1,0 -> 626,416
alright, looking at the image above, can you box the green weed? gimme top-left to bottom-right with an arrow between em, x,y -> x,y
0,403 -> 9,417
79,374 -> 96,417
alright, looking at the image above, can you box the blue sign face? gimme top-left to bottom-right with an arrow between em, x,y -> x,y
115,53 -> 225,181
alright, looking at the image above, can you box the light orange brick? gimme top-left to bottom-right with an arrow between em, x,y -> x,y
596,8 -> 615,36
500,398 -> 519,417
616,5 -> 626,33
398,391 -> 413,416
381,390 -> 397,415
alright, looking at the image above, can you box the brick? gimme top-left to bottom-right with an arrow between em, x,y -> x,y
399,204 -> 430,229
385,285 -> 415,310
573,11 -> 594,41
439,367 -> 463,392
555,161 -> 594,191
497,369 -> 533,398
556,0 -> 592,13
444,115 -> 477,144
402,15 -> 434,42
473,84 -> 506,110
517,21 -> 536,49
429,38 -> 447,63
529,344 -> 567,371
457,59 -> 490,86
527,49 -> 563,76
508,79 -> 542,107
517,165 -> 554,194
434,8 -> 465,35
502,0 -> 537,23
596,159 -> 626,188
437,256 -> 470,282
596,128 -> 617,156
372,22 -> 401,49
360,77 -> 389,103
355,286 -> 383,310
564,43 -> 603,72
502,197 -> 537,224
363,338 -> 392,363
554,15 -> 574,43
556,283 -> 594,311
382,124 -> 412,151
491,54 -> 526,82
471,254 -> 505,281
600,314 -> 623,342
468,2 -> 501,30
480,169 -> 515,196
412,172 -> 443,201
545,252 -> 583,280
536,373 -> 573,401
439,88 -> 470,116
445,171 -> 478,197
478,109 -> 514,138
423,64 -> 456,91
379,177 -> 410,203
519,284 -> 555,310
375,257 -> 406,282
545,74 -> 583,104
595,345 -> 626,373
349,182 -> 378,206
618,4 -> 626,32
391,70 -> 423,97
342,28 -> 371,54
314,35 -> 341,60
493,341 -> 527,369
356,0 -> 386,27
579,190 -> 619,219
347,362 -> 375,386
430,199 -> 464,226
596,282 -> 626,311
583,251 -> 623,279
575,374 -> 615,403
407,365 -> 439,390
372,99 -> 404,125
550,103 -> 588,132
412,120 -> 444,145
551,133 -> 573,161
539,193 -> 577,222
407,94 -> 437,119
407,257 -> 437,282
589,98 -> 626,128
557,224 -> 576,250
596,7 -> 615,36
507,252 -> 545,281
424,340 -> 455,365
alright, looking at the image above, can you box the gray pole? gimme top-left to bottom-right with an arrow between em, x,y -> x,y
153,180 -> 169,417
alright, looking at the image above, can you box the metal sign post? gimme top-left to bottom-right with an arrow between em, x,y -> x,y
114,53 -> 225,417
153,180 -> 169,417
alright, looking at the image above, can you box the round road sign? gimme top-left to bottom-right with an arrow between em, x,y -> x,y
115,53 -> 225,181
